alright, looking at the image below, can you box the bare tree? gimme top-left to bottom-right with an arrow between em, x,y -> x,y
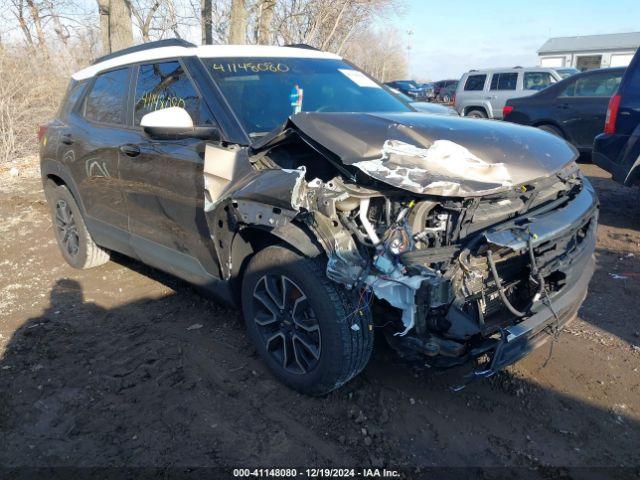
255,0 -> 274,44
97,0 -> 111,51
9,0 -> 36,50
25,0 -> 48,52
228,0 -> 246,43
96,0 -> 133,53
130,0 -> 163,41
201,0 -> 212,44
111,0 -> 133,50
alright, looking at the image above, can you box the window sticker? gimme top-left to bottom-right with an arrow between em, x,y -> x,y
338,69 -> 381,88
290,84 -> 304,114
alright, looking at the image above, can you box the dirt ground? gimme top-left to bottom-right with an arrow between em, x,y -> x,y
0,159 -> 639,477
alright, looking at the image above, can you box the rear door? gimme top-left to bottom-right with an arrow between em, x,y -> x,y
119,59 -> 221,280
488,72 -> 518,118
67,67 -> 138,253
456,73 -> 487,114
555,71 -> 623,148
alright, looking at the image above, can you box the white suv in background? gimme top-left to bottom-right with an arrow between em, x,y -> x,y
454,67 -> 564,119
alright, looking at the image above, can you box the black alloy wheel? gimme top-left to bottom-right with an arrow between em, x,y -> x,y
54,199 -> 80,258
251,273 -> 321,374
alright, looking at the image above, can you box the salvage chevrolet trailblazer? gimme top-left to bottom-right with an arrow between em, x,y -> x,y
40,39 -> 598,395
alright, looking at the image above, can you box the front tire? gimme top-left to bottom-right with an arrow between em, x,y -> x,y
241,246 -> 373,395
44,180 -> 110,269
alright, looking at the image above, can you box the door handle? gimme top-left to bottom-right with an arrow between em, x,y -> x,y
119,144 -> 141,157
556,103 -> 570,110
61,133 -> 74,145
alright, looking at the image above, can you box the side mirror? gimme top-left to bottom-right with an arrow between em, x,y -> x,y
140,107 -> 219,140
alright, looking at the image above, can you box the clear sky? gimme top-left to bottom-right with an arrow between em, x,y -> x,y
390,0 -> 640,81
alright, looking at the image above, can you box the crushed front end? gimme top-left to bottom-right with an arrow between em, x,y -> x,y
317,164 -> 597,374
211,111 -> 598,376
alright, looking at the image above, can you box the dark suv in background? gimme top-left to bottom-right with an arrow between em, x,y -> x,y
503,68 -> 625,153
433,79 -> 458,103
593,49 -> 640,187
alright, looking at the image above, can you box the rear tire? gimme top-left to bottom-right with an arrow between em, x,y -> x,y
538,124 -> 563,138
241,245 -> 373,396
466,109 -> 487,119
44,180 -> 110,269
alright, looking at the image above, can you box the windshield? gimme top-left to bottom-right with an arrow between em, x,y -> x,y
205,57 -> 410,136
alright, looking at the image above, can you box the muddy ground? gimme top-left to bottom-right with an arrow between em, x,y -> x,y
0,161 -> 639,477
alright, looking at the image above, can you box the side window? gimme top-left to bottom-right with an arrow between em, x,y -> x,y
524,72 -> 556,91
562,73 -> 623,97
84,68 -> 129,124
464,75 -> 487,91
59,81 -> 87,118
134,61 -> 211,126
490,72 -> 518,91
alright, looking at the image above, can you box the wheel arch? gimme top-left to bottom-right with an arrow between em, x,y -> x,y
533,120 -> 567,138
464,105 -> 490,117
40,159 -> 86,213
227,221 -> 326,304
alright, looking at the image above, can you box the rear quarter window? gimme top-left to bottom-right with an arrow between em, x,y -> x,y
524,72 -> 556,91
58,81 -> 87,118
464,75 -> 487,91
83,68 -> 130,125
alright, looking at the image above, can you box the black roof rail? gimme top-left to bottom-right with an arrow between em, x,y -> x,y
513,65 -> 523,69
284,43 -> 320,51
92,38 -> 196,65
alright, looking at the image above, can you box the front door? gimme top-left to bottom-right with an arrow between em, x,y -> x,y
119,60 -> 221,281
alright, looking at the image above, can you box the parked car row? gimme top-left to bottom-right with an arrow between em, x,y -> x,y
384,79 -> 457,104
384,86 -> 458,116
384,80 -> 432,101
389,53 -> 639,184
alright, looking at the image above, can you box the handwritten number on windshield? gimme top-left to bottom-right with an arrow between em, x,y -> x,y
211,62 -> 290,74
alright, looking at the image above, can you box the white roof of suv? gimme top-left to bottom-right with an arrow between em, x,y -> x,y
462,67 -> 558,75
73,44 -> 342,81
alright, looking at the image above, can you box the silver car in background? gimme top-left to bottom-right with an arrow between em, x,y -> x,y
454,67 -> 563,119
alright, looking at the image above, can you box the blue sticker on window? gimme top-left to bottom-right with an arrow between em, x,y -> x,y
290,84 -> 303,114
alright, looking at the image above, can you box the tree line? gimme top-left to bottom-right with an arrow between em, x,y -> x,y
2,0 -> 407,82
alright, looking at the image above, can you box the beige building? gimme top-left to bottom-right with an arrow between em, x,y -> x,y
538,32 -> 640,71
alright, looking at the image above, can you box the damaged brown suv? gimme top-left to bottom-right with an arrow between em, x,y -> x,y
40,39 -> 597,395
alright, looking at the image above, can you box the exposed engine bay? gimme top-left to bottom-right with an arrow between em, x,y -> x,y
203,112 -> 598,373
